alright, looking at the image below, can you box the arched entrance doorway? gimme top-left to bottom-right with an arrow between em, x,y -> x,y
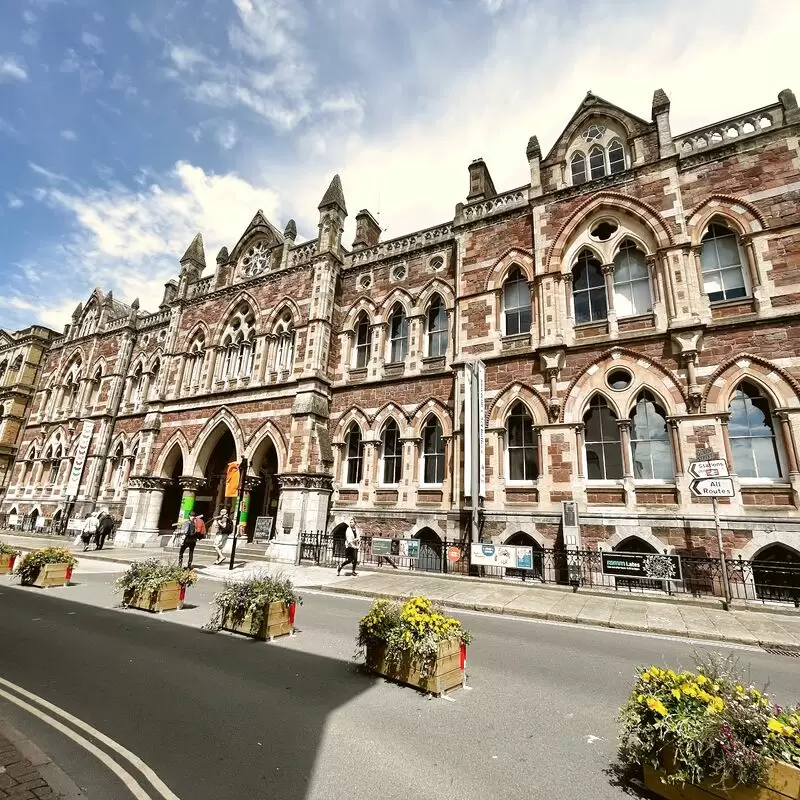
194,426 -> 237,523
752,544 -> 800,604
28,508 -> 39,532
157,445 -> 184,531
504,532 -> 544,580
415,528 -> 443,573
247,435 -> 280,542
52,509 -> 62,534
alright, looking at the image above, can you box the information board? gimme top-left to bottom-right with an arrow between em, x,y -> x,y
371,537 -> 420,559
470,543 -> 534,570
601,551 -> 682,581
253,516 -> 273,541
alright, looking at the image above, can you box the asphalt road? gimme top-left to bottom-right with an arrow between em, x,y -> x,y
0,579 -> 798,800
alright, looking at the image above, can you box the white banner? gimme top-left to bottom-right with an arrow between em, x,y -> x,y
66,420 -> 94,497
470,543 -> 535,570
463,362 -> 486,499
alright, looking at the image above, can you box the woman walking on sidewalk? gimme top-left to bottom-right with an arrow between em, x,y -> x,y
212,507 -> 233,565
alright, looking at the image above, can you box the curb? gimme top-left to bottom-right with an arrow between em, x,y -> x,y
0,717 -> 86,799
313,583 -> 790,651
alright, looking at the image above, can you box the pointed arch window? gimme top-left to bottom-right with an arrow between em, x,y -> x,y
426,294 -> 448,357
0,361 -> 7,387
570,152 -> 587,185
88,368 -> 103,410
388,304 -> 408,363
48,446 -> 62,485
572,250 -> 607,324
381,419 -> 403,484
584,396 -> 622,480
630,391 -> 673,479
608,139 -> 625,174
354,313 -> 371,369
132,366 -> 145,409
422,415 -> 445,484
273,311 -> 296,375
345,423 -> 364,485
185,335 -> 205,389
502,267 -> 532,336
79,307 -> 97,338
699,223 -> 747,303
219,304 -> 256,380
728,381 -> 781,479
112,444 -> 125,489
148,360 -> 160,401
506,401 -> 538,481
613,240 -> 651,317
589,145 -> 606,180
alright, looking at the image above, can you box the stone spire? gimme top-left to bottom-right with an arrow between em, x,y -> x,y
180,232 -> 206,269
284,219 -> 297,241
103,291 -> 114,308
652,88 -> 670,115
71,302 -> 83,322
318,174 -> 347,215
526,135 -> 541,160
216,246 -> 229,265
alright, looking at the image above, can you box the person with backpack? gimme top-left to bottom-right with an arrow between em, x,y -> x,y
212,507 -> 233,565
178,511 -> 202,569
337,518 -> 360,577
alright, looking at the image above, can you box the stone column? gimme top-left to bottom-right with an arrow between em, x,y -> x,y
718,415 -> 734,473
618,420 -> 633,478
668,419 -> 684,475
777,412 -> 799,475
117,476 -> 172,546
238,474 -> 262,542
573,424 -> 585,479
204,348 -> 219,391
601,263 -> 618,335
177,476 -> 206,525
173,355 -> 186,399
275,473 -> 334,562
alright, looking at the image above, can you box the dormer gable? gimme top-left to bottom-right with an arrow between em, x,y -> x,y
227,209 -> 286,280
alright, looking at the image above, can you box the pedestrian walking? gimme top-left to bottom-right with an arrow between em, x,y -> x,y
178,511 -> 200,569
194,513 -> 207,540
337,518 -> 360,576
81,512 -> 98,551
212,507 -> 233,565
94,510 -> 113,550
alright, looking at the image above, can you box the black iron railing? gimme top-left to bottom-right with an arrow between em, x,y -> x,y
298,532 -> 800,607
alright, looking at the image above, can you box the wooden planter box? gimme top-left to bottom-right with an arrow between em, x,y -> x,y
221,601 -> 296,640
24,563 -> 73,588
365,639 -> 466,696
123,581 -> 186,613
644,759 -> 800,799
0,554 -> 18,575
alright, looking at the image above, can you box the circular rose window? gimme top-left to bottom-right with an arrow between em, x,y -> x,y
606,368 -> 632,391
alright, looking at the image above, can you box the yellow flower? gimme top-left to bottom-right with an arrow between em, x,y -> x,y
671,689 -> 681,700
647,697 -> 668,717
696,674 -> 708,686
768,719 -> 787,734
641,672 -> 652,683
637,694 -> 645,703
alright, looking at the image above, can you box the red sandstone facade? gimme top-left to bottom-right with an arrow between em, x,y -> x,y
3,88 -> 800,567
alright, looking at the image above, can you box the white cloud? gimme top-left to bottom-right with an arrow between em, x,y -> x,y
60,129 -> 77,141
38,299 -> 78,331
168,45 -> 206,71
7,194 -> 24,209
22,10 -> 37,24
60,48 -> 103,89
29,162 -> 69,181
0,117 -> 19,138
0,56 -> 28,82
81,31 -> 104,54
21,30 -> 39,47
33,162 -> 281,314
215,121 -> 239,151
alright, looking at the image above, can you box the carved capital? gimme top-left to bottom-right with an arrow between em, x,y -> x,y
129,475 -> 172,491
645,254 -> 657,270
688,390 -> 703,412
547,399 -> 561,423
539,348 -> 565,374
670,329 -> 704,357
243,475 -> 262,491
601,263 -> 615,276
178,475 -> 207,491
277,472 -> 334,491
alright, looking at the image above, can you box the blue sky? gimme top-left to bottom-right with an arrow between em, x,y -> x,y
1,0 -> 798,331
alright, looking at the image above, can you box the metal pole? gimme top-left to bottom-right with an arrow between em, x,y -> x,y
713,496 -> 732,607
229,456 -> 248,571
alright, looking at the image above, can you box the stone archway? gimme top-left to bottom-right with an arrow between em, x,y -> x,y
157,444 -> 184,531
504,531 -> 544,580
193,426 -> 237,523
752,544 -> 800,604
414,527 -> 443,573
247,435 -> 280,542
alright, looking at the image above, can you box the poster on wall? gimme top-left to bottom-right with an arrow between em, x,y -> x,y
371,538 -> 421,559
470,543 -> 534,569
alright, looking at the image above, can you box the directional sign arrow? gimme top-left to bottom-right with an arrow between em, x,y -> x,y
688,459 -> 729,479
690,477 -> 735,498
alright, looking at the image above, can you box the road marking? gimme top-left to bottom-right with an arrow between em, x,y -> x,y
0,676 -> 180,800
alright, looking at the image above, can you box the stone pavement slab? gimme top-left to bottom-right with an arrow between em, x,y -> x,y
546,593 -> 590,623
607,600 -> 649,632
645,603 -> 689,637
0,719 -> 83,799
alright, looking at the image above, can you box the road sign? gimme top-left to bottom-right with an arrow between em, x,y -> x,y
690,477 -> 735,497
447,546 -> 462,564
688,459 -> 729,479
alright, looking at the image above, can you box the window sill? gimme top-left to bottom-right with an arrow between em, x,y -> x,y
349,367 -> 368,382
421,356 -> 446,371
709,297 -> 756,320
574,320 -> 609,339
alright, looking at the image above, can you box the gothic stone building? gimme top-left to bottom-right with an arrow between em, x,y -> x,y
4,88 -> 800,568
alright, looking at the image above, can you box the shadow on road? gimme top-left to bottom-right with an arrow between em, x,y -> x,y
0,586 -> 375,800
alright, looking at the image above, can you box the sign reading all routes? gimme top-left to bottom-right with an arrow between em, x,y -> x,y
689,477 -> 735,498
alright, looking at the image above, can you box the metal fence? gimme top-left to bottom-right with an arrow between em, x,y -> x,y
298,532 -> 800,607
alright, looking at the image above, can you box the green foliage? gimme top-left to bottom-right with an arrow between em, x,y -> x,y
618,655 -> 800,789
357,596 -> 472,679
15,547 -> 77,584
0,540 -> 21,557
205,570 -> 301,632
115,559 -> 198,599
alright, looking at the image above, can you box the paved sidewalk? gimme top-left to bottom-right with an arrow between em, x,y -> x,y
0,721 -> 83,799
3,533 -> 800,650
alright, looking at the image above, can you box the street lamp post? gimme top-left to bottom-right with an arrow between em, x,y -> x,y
229,456 -> 248,571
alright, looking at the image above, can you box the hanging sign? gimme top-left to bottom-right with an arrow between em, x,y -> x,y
225,461 -> 240,497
